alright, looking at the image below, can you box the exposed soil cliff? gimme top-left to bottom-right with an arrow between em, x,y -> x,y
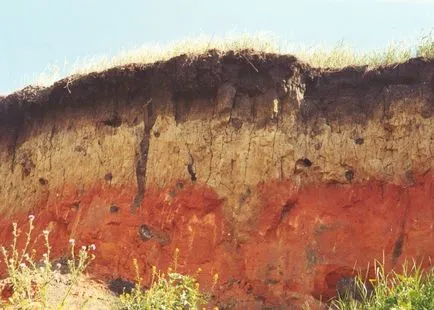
0,50 -> 433,309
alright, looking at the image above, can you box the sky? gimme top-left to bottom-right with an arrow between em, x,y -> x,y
0,0 -> 433,94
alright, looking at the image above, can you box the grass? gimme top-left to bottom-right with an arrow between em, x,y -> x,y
330,260 -> 434,310
118,249 -> 217,310
24,31 -> 434,90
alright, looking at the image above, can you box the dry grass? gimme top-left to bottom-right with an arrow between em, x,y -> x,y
22,31 -> 434,90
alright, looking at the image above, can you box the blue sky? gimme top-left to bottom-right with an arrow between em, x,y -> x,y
1,0 -> 433,94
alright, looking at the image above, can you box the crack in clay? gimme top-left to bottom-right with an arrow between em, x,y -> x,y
392,191 -> 411,265
48,125 -> 56,170
207,86 -> 236,185
131,99 -> 155,213
206,131 -> 214,184
243,103 -> 257,185
187,152 -> 197,182
205,109 -> 215,184
215,92 -> 238,185
264,108 -> 280,179
243,129 -> 254,185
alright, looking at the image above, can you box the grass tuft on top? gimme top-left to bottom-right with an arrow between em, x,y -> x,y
25,32 -> 434,90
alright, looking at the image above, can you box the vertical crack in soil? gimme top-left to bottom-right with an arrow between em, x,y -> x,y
263,115 -> 279,179
131,99 -> 155,213
392,191 -> 411,265
187,152 -> 197,182
243,115 -> 256,184
392,233 -> 405,263
205,103 -> 216,184
48,124 -> 56,171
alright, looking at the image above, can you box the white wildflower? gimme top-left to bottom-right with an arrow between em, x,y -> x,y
89,244 -> 96,251
28,215 -> 35,221
69,238 -> 75,245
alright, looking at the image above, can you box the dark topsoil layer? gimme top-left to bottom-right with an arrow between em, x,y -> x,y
0,50 -> 433,125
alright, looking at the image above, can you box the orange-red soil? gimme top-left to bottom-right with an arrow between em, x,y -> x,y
1,173 -> 432,307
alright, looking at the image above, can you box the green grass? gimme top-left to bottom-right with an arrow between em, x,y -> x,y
330,260 -> 434,310
24,31 -> 433,90
118,249 -> 217,310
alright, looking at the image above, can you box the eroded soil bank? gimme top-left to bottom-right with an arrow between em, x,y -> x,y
0,51 -> 433,308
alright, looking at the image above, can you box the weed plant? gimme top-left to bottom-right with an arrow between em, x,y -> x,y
0,215 -> 95,309
331,260 -> 434,310
118,248 -> 218,310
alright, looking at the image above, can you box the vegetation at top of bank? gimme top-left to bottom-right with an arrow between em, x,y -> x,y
26,32 -> 433,89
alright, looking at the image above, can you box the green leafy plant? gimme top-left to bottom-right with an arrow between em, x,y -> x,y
0,215 -> 96,309
331,260 -> 434,310
119,248 -> 217,310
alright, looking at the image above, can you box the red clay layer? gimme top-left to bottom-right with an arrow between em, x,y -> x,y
0,173 -> 433,307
